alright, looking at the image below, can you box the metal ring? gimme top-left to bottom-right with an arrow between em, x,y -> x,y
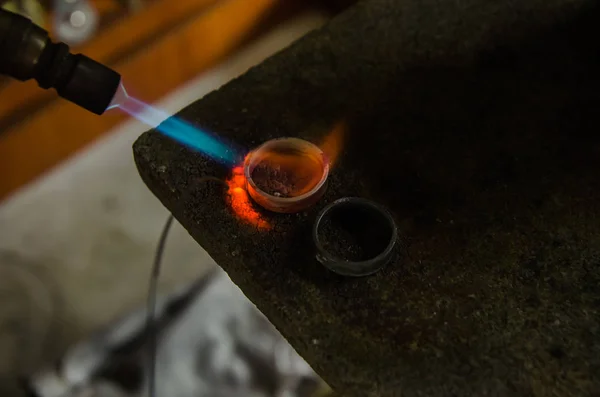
313,197 -> 397,277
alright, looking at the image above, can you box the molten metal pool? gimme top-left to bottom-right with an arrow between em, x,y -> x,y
244,138 -> 330,213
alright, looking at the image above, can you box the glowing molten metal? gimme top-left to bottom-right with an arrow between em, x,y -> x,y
226,166 -> 271,230
225,122 -> 345,224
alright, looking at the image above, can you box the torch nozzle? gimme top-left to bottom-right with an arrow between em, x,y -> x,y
0,8 -> 121,115
0,8 -> 239,165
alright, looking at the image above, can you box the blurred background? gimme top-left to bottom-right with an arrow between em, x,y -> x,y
0,1 -> 354,396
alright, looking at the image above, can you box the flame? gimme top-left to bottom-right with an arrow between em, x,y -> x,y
319,121 -> 346,167
226,166 -> 271,230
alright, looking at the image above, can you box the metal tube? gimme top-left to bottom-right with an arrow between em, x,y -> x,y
0,8 -> 121,115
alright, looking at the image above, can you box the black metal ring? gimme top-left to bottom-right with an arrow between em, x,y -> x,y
313,197 -> 397,277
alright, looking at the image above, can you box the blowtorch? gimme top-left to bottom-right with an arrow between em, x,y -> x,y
0,8 -> 120,115
0,8 -> 239,164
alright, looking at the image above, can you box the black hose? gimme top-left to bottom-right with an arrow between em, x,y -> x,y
145,214 -> 174,397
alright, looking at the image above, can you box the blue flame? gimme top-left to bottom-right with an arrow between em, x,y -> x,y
108,82 -> 239,165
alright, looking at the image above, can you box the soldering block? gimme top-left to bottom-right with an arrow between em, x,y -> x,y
133,0 -> 600,395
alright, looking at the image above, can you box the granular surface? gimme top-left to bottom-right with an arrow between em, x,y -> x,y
251,160 -> 296,197
318,206 -> 392,262
250,150 -> 323,198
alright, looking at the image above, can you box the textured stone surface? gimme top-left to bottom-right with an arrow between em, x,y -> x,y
0,14 -> 326,397
133,0 -> 600,395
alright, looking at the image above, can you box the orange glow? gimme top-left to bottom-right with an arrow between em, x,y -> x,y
249,149 -> 324,197
319,121 -> 346,167
226,166 -> 271,230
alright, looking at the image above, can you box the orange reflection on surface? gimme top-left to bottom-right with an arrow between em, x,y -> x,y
319,121 -> 346,167
226,166 -> 270,230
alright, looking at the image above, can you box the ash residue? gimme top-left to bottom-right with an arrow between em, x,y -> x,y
251,161 -> 296,197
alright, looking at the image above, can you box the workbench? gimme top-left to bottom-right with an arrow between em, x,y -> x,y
133,0 -> 600,395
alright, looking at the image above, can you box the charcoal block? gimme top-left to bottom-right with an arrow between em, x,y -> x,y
134,0 -> 600,395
